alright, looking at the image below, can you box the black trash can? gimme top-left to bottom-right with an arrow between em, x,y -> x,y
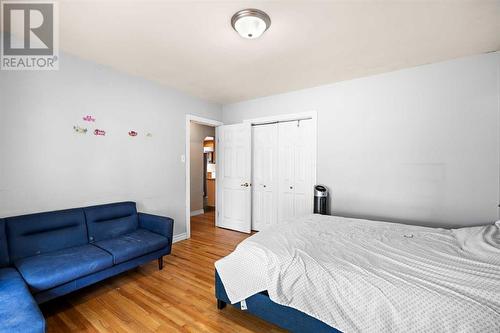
314,185 -> 328,215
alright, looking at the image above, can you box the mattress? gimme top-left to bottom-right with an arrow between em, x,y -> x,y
215,214 -> 500,332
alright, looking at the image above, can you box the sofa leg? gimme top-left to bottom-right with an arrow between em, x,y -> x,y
217,299 -> 226,310
158,257 -> 164,270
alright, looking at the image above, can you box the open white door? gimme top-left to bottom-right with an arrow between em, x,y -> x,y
216,123 -> 252,233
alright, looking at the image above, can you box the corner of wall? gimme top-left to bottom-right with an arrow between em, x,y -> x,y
497,51 -> 500,220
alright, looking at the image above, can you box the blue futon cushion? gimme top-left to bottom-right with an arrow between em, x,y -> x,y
5,208 -> 88,263
94,229 -> 169,264
15,244 -> 113,292
84,202 -> 139,242
0,268 -> 45,333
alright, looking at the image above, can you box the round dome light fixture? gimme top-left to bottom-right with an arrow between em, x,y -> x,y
231,9 -> 271,39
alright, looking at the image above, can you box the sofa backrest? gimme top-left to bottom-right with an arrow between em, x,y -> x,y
5,208 -> 88,262
83,202 -> 138,242
0,219 -> 9,267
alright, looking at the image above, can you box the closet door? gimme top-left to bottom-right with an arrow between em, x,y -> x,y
278,119 -> 314,223
252,124 -> 278,231
278,121 -> 297,223
293,119 -> 314,217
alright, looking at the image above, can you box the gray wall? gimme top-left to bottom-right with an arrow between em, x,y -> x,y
1,50 -> 498,233
190,123 -> 215,213
0,53 -> 222,238
223,52 -> 500,228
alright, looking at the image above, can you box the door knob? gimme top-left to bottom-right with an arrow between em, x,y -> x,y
289,186 -> 293,189
263,184 -> 267,188
241,182 -> 249,187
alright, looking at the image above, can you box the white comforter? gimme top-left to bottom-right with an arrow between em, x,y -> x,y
215,215 -> 500,333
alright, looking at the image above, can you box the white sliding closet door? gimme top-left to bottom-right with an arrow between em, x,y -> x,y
252,124 -> 278,231
216,123 -> 252,233
293,119 -> 314,217
278,119 -> 314,223
278,121 -> 297,222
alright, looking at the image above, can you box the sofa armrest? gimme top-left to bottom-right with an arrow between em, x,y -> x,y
138,213 -> 174,243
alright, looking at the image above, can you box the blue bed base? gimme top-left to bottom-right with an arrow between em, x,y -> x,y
215,271 -> 341,333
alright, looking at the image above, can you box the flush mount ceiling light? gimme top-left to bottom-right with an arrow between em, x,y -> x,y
231,9 -> 271,39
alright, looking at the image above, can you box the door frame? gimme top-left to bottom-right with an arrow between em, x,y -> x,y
244,111 -> 318,221
185,114 -> 223,240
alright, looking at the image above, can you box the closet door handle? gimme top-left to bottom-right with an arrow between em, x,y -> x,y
289,186 -> 293,189
262,184 -> 267,188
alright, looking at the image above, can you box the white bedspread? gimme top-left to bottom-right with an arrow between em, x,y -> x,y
215,215 -> 500,332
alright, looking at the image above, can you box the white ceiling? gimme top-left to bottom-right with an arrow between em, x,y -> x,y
57,0 -> 500,104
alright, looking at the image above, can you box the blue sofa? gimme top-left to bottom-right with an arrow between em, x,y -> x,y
0,202 -> 174,333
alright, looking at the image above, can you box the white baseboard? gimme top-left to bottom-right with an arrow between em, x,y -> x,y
173,232 -> 188,243
190,209 -> 204,216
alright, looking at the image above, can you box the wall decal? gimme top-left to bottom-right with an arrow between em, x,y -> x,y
82,115 -> 96,122
146,133 -> 153,137
128,130 -> 138,137
73,125 -> 87,134
94,129 -> 106,136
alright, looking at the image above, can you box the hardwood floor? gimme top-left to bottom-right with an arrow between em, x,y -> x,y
42,211 -> 285,333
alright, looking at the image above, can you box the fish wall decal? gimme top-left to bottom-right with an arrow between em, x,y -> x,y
82,115 -> 96,122
73,125 -> 87,134
94,129 -> 106,136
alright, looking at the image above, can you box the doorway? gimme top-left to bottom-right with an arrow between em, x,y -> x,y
190,124 -> 215,216
185,115 -> 223,240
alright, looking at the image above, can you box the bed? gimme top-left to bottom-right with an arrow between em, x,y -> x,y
215,214 -> 500,333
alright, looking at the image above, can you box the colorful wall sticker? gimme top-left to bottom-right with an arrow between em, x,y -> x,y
82,115 -> 96,122
73,125 -> 87,134
128,130 -> 138,137
146,133 -> 153,137
94,129 -> 106,136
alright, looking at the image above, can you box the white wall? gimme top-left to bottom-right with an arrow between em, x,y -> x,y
190,123 -> 215,213
223,52 -> 500,228
0,53 -> 222,238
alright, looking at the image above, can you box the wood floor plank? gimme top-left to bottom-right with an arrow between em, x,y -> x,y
42,211 -> 285,332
